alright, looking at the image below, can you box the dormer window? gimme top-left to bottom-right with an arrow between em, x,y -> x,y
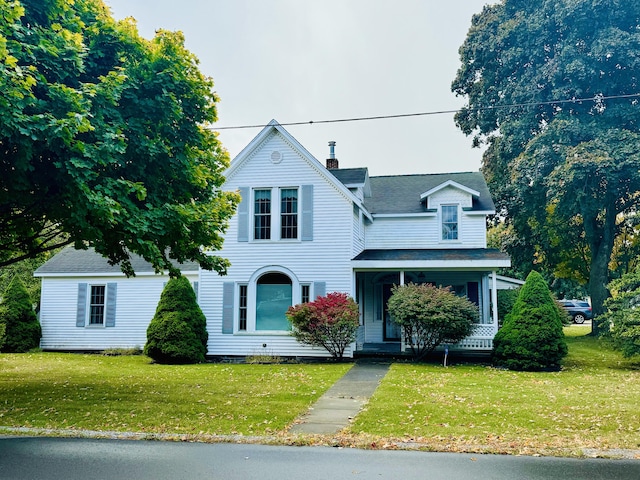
442,205 -> 459,240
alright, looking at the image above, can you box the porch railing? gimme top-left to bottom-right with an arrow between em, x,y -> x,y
450,323 -> 496,350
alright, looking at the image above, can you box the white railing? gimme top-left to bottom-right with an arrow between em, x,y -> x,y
449,323 -> 496,351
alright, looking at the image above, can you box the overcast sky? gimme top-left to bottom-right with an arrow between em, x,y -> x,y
106,0 -> 490,177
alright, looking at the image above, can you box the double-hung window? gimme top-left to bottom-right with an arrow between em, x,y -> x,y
253,187 -> 299,240
280,188 -> 298,239
89,285 -> 106,325
254,189 -> 272,240
441,205 -> 459,241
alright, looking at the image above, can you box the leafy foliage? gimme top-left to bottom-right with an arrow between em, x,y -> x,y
493,271 -> 568,371
0,0 -> 239,275
286,292 -> 359,360
0,321 -> 5,351
144,276 -> 207,364
386,283 -> 477,360
496,288 -> 519,326
452,0 -> 640,323
0,276 -> 41,352
598,269 -> 640,357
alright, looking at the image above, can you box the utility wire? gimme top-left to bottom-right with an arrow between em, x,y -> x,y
209,92 -> 640,130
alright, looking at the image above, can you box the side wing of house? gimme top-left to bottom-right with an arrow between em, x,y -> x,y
35,248 -> 199,351
354,172 -> 510,351
199,122 -> 361,358
364,175 -> 493,250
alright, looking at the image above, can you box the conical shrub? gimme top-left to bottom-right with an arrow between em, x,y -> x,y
0,277 -> 41,352
492,271 -> 567,371
144,276 -> 207,364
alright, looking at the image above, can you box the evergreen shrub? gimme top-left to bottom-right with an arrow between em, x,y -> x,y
598,269 -> 640,357
144,276 -> 207,364
492,271 -> 568,371
0,277 -> 41,352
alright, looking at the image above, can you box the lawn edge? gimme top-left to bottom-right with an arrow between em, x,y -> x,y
2,426 -> 639,460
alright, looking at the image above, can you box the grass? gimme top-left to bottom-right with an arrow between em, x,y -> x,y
0,353 -> 350,436
1,327 -> 639,457
348,326 -> 640,456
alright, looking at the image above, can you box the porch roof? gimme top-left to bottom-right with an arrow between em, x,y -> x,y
352,248 -> 511,269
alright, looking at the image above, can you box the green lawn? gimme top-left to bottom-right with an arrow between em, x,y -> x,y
1,328 -> 639,457
349,326 -> 640,456
0,353 -> 351,436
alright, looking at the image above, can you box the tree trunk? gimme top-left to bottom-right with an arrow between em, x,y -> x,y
588,248 -> 610,336
587,208 -> 616,336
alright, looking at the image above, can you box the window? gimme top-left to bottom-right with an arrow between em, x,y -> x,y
254,189 -> 271,239
253,188 -> 299,240
238,284 -> 248,331
442,205 -> 459,240
301,284 -> 310,304
280,188 -> 298,239
89,285 -> 106,325
76,282 -> 117,328
256,273 -> 292,331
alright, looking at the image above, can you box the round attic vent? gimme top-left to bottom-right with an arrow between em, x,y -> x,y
270,150 -> 283,164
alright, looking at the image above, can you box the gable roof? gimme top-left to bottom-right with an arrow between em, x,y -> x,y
363,171 -> 495,215
419,179 -> 480,200
224,119 -> 373,220
34,247 -> 199,276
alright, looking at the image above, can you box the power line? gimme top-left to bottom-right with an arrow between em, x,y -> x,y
209,92 -> 640,130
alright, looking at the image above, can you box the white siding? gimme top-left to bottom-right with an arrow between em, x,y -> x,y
39,273 -> 198,351
352,206 -> 365,256
203,131 -> 356,358
365,214 -> 487,249
427,187 -> 473,209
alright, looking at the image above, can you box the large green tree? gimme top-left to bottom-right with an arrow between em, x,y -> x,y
0,0 -> 238,276
452,0 -> 640,329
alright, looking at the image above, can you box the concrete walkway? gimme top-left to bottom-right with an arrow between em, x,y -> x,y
289,360 -> 390,435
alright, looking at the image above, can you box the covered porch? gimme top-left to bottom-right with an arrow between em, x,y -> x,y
351,248 -> 511,354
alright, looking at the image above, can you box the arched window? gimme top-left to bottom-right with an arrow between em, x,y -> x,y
256,272 -> 292,331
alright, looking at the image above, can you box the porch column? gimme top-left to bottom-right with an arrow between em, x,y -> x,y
491,270 -> 498,330
399,270 -> 405,285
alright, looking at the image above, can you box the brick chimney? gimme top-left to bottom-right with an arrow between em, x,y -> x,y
326,141 -> 339,169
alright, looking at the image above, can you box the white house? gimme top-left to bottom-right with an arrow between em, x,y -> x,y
35,120 -> 510,358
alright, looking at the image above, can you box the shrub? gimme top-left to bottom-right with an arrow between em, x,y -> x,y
497,288 -> 520,326
386,283 -> 477,360
598,269 -> 640,357
0,322 -> 5,351
492,271 -> 568,371
144,276 -> 208,364
0,277 -> 41,353
286,292 -> 359,360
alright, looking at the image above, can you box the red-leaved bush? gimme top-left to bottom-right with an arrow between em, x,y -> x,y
286,292 -> 359,359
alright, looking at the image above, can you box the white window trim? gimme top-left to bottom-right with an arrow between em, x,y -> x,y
440,203 -> 461,243
252,186 -> 301,242
236,266 -> 301,334
87,284 -> 107,328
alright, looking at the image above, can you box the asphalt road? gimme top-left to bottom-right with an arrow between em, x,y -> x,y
1,437 -> 638,480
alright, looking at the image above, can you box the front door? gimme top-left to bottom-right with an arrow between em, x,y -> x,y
383,284 -> 401,341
